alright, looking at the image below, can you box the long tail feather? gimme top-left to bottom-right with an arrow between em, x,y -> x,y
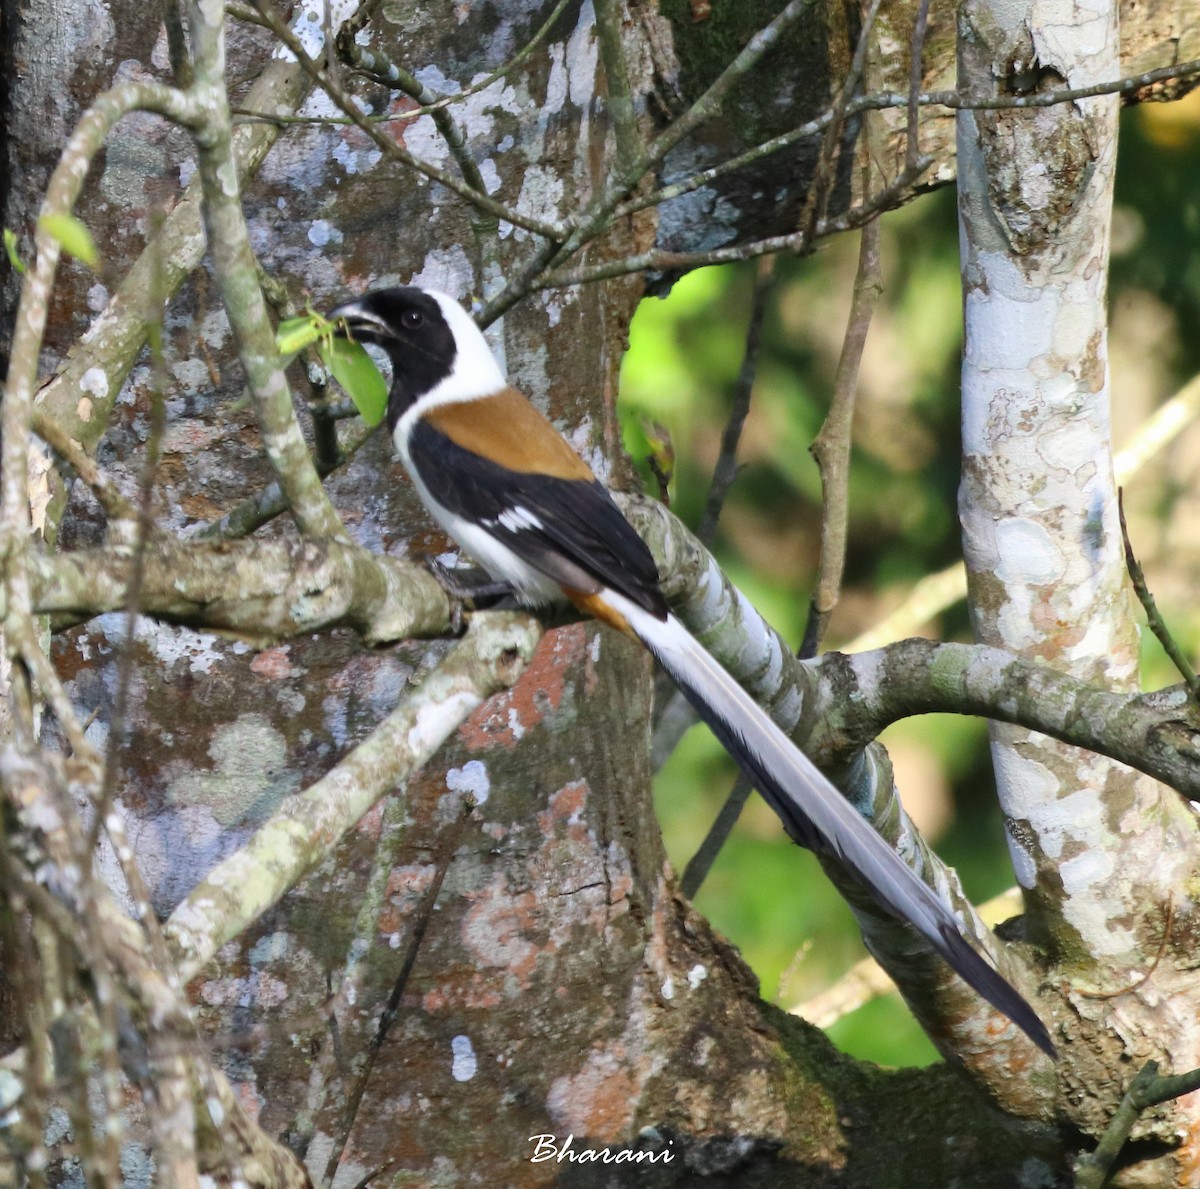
617,598 -> 1055,1058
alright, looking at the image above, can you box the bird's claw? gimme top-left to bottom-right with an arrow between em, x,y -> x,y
427,559 -> 516,632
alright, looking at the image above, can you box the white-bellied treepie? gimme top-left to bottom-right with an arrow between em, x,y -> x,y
327,284 -> 1055,1059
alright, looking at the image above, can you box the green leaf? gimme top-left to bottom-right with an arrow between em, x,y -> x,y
275,313 -> 328,356
319,336 -> 388,426
3,229 -> 26,275
38,213 -> 99,269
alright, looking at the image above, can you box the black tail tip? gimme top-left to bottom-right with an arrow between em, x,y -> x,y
938,924 -> 1057,1060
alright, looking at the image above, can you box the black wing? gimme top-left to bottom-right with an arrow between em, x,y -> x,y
409,419 -> 667,618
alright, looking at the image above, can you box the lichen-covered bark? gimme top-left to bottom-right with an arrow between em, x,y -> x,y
957,0 -> 1200,1179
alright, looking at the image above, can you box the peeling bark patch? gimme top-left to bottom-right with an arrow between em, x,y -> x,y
994,519 -> 1064,585
508,165 -> 565,243
541,780 -> 587,830
566,0 -> 600,108
198,970 -> 288,1010
979,103 -> 1101,255
250,646 -> 293,680
547,1045 -> 638,1140
457,625 -> 586,750
460,881 -> 542,984
27,440 -> 54,537
120,617 -> 244,676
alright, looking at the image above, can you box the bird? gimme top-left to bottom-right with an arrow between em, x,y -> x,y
326,284 -> 1056,1059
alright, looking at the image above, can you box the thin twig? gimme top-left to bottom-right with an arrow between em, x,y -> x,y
321,0 -> 340,94
0,850 -> 51,1186
194,418 -> 379,542
685,210 -> 883,897
796,0 -> 885,244
349,1161 -> 397,1189
284,782 -> 410,1161
257,269 -> 341,473
0,81 -> 197,763
482,0 -> 815,323
680,774 -> 754,899
642,0 -> 814,174
676,259 -> 777,898
334,44 -> 487,197
31,411 -> 139,524
536,157 -> 933,288
163,0 -> 193,87
1075,1059 -> 1200,1189
337,0 -> 571,122
249,0 -> 564,240
613,58 -> 1200,225
1118,489 -> 1199,696
666,0 -> 898,894
595,0 -> 643,181
323,799 -> 477,1186
697,257 -> 777,546
87,224 -> 171,861
335,35 -> 501,273
905,0 -> 932,170
12,622 -> 96,764
801,212 -> 882,659
193,2 -> 348,542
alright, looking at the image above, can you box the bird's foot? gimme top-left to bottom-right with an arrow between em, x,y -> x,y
428,559 -> 516,631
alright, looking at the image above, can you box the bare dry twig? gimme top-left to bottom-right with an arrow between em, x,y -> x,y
1118,491 -> 1199,696
323,799 -> 477,1185
679,257 -> 778,899
801,215 -> 882,659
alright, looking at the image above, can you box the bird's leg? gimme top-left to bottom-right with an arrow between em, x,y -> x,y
427,558 -> 516,631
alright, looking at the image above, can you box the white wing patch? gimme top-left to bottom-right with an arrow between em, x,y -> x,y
498,506 -> 544,533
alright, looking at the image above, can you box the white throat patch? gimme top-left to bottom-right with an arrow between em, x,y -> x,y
419,290 -> 506,409
392,289 -> 508,454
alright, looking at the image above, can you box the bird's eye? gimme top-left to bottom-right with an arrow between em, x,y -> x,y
401,309 -> 425,330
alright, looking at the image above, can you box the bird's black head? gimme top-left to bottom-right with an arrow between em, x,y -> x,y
327,287 -> 459,423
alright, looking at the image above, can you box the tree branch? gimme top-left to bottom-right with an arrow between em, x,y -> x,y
26,499 -> 1200,803
0,80 -> 199,765
535,157 -> 934,287
1075,1059 -> 1200,1188
333,0 -> 572,123
823,639 -> 1200,798
801,216 -> 882,658
189,0 -> 347,542
24,537 -> 451,644
612,58 -> 1200,226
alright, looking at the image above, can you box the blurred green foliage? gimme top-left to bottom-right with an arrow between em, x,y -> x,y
619,96 -> 1200,1068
